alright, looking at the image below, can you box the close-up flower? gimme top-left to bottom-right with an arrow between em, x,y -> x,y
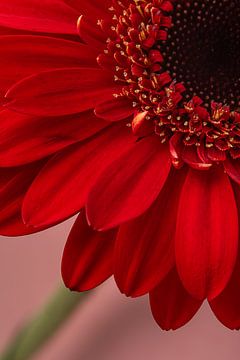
1,0 -> 240,331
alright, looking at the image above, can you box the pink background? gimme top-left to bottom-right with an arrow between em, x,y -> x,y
0,219 -> 239,360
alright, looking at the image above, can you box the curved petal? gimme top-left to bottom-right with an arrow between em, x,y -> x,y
0,0 -> 78,34
206,146 -> 226,162
175,166 -> 238,300
132,111 -> 154,137
78,15 -> 106,49
224,157 -> 240,185
169,133 -> 184,169
4,68 -> 120,116
181,145 -> 212,170
95,97 -> 134,122
22,123 -> 135,227
87,137 -> 171,230
232,178 -> 240,217
0,110 -> 107,166
149,269 -> 203,330
209,258 -> 240,330
114,168 -> 186,297
210,182 -> 240,329
0,36 -> 98,90
62,211 -> 117,291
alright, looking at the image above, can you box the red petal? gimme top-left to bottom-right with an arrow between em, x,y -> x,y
209,259 -> 240,330
207,146 -> 226,161
0,162 -> 45,236
62,211 -> 117,291
181,145 -> 212,170
132,112 -> 154,137
230,148 -> 240,159
224,157 -> 240,185
0,110 -> 107,166
64,0 -> 111,20
95,97 -> 134,122
169,133 -> 184,169
87,137 -> 171,230
0,0 -> 78,34
176,166 -> 238,300
0,36 -> 98,91
78,15 -> 106,49
149,269 -> 202,330
197,140 -> 212,163
210,183 -> 240,329
114,168 -> 186,297
4,68 -> 119,116
22,124 -> 135,227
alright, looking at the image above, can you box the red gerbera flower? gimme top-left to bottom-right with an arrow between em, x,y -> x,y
1,0 -> 240,330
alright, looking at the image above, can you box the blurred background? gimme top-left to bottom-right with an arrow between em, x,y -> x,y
0,218 -> 239,360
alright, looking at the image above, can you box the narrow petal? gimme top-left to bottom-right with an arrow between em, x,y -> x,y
0,110 -> 107,166
0,162 -> 45,236
22,124 -> 135,227
87,137 -> 171,230
0,0 -> 78,34
149,269 -> 202,330
0,36 -> 98,90
169,133 -> 184,169
62,211 -> 117,291
95,97 -> 134,122
114,168 -> 186,297
4,68 -> 120,116
175,166 -> 238,300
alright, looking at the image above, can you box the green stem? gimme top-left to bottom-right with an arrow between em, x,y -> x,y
0,286 -> 89,360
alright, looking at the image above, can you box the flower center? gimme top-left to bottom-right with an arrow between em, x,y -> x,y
98,0 -> 240,165
163,0 -> 240,107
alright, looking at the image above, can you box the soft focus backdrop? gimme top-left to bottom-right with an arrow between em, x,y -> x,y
0,219 -> 239,360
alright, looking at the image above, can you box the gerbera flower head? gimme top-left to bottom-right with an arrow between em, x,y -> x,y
91,0 -> 240,167
1,0 -> 240,330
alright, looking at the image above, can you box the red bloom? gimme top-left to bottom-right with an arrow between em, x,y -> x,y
1,0 -> 240,330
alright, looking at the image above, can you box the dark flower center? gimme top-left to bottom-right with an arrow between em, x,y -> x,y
98,0 -> 240,165
163,0 -> 240,107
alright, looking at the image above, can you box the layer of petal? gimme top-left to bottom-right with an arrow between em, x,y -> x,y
0,0 -> 78,34
0,36 -> 98,90
4,68 -> 120,116
22,123 -> 135,227
0,110 -> 107,166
